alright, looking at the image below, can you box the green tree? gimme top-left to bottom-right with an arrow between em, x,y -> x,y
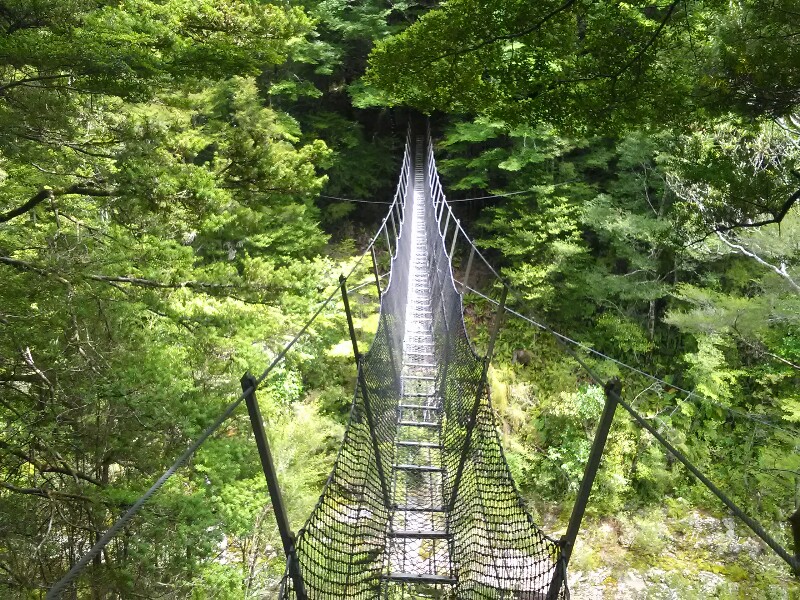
0,1 -> 347,596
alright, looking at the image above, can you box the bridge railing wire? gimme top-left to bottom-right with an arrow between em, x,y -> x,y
457,279 -> 799,555
280,129 -> 414,599
424,131 -> 569,599
425,133 -> 800,575
46,139 -> 412,599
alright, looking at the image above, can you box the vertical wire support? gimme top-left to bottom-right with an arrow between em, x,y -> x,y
484,285 -> 508,363
449,220 -> 460,260
442,204 -> 451,238
339,275 -> 392,509
241,373 -> 308,600
447,286 -> 509,512
545,377 -> 621,599
461,245 -> 475,295
383,220 -> 393,258
389,208 -> 399,247
370,246 -> 382,297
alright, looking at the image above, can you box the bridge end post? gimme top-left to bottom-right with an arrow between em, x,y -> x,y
544,378 -> 621,599
240,373 -> 308,600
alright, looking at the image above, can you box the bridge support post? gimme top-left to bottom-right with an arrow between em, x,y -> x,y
546,377 -> 621,599
788,507 -> 800,575
449,220 -> 460,259
340,275 -> 393,509
447,286 -> 508,512
389,210 -> 399,246
241,373 -> 308,600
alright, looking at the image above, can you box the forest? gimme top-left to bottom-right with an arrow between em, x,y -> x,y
0,0 -> 798,598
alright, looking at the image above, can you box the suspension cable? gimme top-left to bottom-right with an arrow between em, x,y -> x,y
320,194 -> 392,204
47,191 -> 402,598
426,139 -> 799,573
456,280 -> 799,437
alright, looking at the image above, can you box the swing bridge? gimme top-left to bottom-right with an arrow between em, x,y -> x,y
47,130 -> 800,599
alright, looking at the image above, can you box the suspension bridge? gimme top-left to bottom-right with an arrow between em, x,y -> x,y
46,129 -> 800,598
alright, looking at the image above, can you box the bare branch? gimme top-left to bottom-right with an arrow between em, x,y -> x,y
0,441 -> 104,487
0,255 -> 266,295
716,231 -> 800,293
0,184 -> 113,224
86,274 -> 239,291
0,74 -> 72,93
713,186 -> 800,235
0,255 -> 71,285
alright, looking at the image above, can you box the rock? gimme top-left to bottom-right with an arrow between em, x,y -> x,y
615,571 -> 647,597
697,570 -> 725,594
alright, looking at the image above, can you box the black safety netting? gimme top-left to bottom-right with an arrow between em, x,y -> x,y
280,136 -> 413,600
424,136 -> 568,600
281,132 -> 567,600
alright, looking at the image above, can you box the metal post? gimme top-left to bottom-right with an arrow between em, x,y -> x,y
389,207 -> 399,245
484,286 -> 508,362
241,374 -> 308,600
339,275 -> 392,508
442,205 -> 451,238
340,275 -> 361,360
566,379 -> 620,560
448,286 -> 508,511
462,246 -> 475,294
789,508 -> 800,571
544,378 -> 621,599
370,246 -> 382,297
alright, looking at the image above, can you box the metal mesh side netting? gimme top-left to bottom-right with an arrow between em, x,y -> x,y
424,136 -> 568,600
282,131 -> 567,600
281,135 -> 414,599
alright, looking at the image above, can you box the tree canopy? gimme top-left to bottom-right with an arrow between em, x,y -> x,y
1,0 -> 798,597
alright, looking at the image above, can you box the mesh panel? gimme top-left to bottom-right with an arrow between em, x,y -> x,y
424,138 -> 566,600
281,135 -> 413,600
282,133 -> 567,600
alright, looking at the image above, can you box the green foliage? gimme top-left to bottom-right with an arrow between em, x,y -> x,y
367,0 -> 800,129
1,0 -> 799,594
0,1 -> 355,596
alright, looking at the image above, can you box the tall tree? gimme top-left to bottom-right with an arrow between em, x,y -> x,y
0,1 -> 344,596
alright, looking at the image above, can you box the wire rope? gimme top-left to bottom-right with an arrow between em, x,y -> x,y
47,195 -> 401,598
